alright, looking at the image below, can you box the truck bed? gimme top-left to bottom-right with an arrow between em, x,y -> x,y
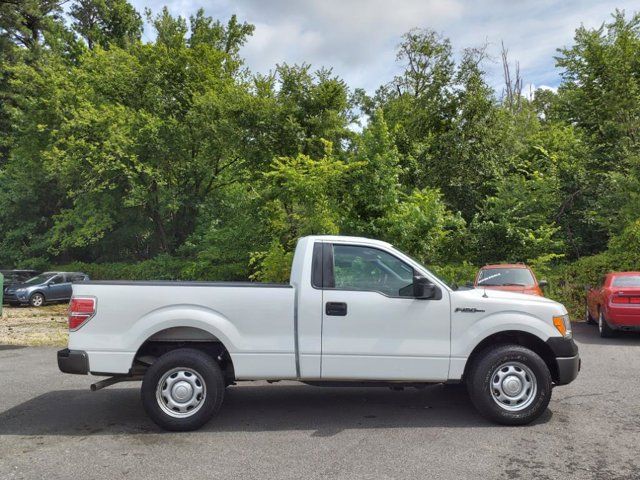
70,281 -> 297,379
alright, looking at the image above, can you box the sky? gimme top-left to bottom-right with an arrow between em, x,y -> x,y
130,0 -> 639,95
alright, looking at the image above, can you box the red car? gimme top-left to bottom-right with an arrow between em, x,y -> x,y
474,264 -> 547,296
586,272 -> 640,337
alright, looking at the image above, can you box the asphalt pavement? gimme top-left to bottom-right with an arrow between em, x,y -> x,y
1,323 -> 639,480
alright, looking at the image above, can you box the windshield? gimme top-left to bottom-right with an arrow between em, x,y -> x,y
612,276 -> 640,287
477,268 -> 534,286
22,274 -> 55,285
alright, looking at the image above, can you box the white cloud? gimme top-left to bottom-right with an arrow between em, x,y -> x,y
132,0 -> 640,94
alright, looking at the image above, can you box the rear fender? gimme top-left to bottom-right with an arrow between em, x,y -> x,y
126,304 -> 242,354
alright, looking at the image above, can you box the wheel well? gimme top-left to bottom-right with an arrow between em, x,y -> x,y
133,327 -> 235,384
463,331 -> 559,383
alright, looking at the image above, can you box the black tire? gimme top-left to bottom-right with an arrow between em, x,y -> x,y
598,310 -> 616,338
29,292 -> 45,307
586,306 -> 596,325
467,344 -> 552,425
141,348 -> 225,431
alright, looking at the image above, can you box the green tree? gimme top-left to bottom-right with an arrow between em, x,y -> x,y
470,171 -> 564,264
343,108 -> 401,236
70,0 -> 142,49
250,144 -> 349,281
556,10 -> 640,169
381,188 -> 466,265
0,0 -> 64,51
2,8 -> 257,264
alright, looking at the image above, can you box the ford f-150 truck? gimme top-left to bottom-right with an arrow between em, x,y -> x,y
58,235 -> 580,431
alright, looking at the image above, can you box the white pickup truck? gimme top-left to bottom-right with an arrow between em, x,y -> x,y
58,235 -> 580,431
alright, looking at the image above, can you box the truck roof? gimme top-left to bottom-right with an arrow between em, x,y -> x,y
481,263 -> 528,269
301,235 -> 393,248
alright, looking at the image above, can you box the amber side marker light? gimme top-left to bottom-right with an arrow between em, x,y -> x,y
553,314 -> 572,338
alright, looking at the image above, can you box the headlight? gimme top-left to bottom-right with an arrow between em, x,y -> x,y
553,314 -> 572,339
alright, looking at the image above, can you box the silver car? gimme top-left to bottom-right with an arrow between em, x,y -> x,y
3,271 -> 89,307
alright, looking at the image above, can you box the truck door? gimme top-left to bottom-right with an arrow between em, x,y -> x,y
320,243 -> 451,381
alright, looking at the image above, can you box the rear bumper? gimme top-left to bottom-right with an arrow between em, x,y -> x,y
607,308 -> 640,326
555,354 -> 580,385
57,348 -> 89,375
607,314 -> 640,328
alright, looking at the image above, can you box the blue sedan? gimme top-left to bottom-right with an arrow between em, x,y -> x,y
3,272 -> 89,307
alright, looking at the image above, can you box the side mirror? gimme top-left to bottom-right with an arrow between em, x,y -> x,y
538,280 -> 548,288
414,275 -> 437,299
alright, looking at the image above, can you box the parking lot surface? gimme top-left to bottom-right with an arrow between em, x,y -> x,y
1,323 -> 639,480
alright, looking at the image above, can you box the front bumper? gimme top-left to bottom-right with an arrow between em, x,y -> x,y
3,291 -> 20,303
555,354 -> 580,385
57,348 -> 89,375
3,290 -> 29,303
546,336 -> 580,385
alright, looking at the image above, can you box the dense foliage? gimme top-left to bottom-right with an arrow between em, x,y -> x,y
1,3 -> 640,316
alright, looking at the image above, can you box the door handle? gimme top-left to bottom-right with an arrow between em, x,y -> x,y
326,302 -> 347,316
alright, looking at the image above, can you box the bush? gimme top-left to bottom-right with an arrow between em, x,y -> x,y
543,253 -> 617,319
429,262 -> 478,287
54,255 -> 191,281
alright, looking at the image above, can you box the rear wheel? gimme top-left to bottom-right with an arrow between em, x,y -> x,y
467,345 -> 552,425
29,293 -> 45,307
141,348 -> 225,431
598,310 -> 616,338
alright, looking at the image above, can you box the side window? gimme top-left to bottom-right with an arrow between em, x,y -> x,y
70,274 -> 85,282
49,275 -> 63,285
332,244 -> 414,297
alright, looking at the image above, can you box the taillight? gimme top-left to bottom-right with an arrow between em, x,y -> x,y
611,295 -> 640,305
611,296 -> 629,304
68,297 -> 96,331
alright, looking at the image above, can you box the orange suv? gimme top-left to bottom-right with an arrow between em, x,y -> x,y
474,264 -> 547,297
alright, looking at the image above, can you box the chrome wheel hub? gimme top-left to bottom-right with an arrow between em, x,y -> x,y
156,368 -> 206,418
490,362 -> 537,412
502,376 -> 523,396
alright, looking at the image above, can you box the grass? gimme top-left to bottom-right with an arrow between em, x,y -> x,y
0,304 -> 68,347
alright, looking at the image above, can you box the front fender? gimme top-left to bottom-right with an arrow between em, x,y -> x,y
452,310 -> 558,358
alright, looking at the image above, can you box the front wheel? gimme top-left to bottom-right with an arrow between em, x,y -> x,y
586,306 -> 596,325
29,293 -> 45,307
141,348 -> 225,431
467,345 -> 552,425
